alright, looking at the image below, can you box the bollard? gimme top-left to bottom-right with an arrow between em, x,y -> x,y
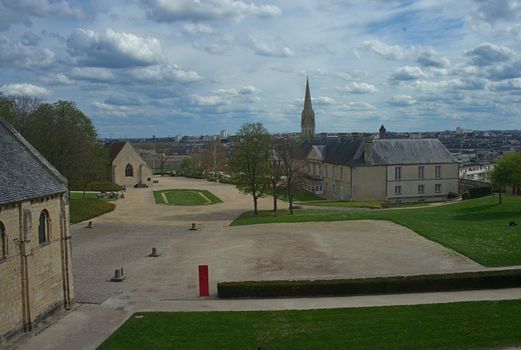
148,247 -> 160,257
190,223 -> 198,231
110,268 -> 125,282
86,221 -> 93,229
198,265 -> 209,297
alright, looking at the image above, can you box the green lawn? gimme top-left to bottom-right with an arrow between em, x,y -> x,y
69,193 -> 116,223
153,189 -> 222,205
99,300 -> 521,350
231,195 -> 521,267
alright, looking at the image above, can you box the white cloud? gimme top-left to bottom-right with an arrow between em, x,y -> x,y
1,83 -> 50,96
0,35 -> 55,68
190,94 -> 231,106
216,85 -> 259,96
338,82 -> 377,94
183,23 -> 213,34
41,73 -> 75,85
70,67 -> 115,82
143,0 -> 281,22
1,0 -> 83,18
313,96 -> 336,105
361,39 -> 412,61
67,28 -> 164,68
388,66 -> 427,83
465,43 -> 515,66
92,101 -> 134,117
389,95 -> 416,106
247,34 -> 294,57
417,49 -> 450,68
488,78 -> 521,91
129,64 -> 202,83
341,102 -> 376,111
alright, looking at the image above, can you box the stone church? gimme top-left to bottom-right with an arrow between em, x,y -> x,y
0,117 -> 74,342
301,77 -> 315,139
105,141 -> 153,188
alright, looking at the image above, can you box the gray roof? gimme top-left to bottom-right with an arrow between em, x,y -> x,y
371,139 -> 455,165
306,138 -> 455,166
0,117 -> 67,205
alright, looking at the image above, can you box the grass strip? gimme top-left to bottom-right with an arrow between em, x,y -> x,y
153,189 -> 222,205
98,299 -> 521,350
70,197 -> 115,224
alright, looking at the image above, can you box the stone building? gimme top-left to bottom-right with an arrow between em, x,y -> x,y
0,117 -> 74,342
106,141 -> 153,187
302,138 -> 459,203
300,78 -> 315,139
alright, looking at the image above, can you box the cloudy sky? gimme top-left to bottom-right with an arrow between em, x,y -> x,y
1,0 -> 521,137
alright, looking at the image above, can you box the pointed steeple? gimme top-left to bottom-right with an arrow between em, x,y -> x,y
301,77 -> 315,139
304,77 -> 313,111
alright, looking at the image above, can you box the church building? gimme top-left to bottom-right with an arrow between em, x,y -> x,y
0,117 -> 74,342
105,141 -> 153,188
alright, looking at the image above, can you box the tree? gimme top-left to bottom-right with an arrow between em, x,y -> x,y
268,142 -> 284,216
199,139 -> 228,175
156,153 -> 171,176
3,98 -> 109,190
491,151 -> 521,204
231,123 -> 271,215
275,136 -> 305,215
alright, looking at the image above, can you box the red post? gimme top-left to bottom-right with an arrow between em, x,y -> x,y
198,265 -> 209,297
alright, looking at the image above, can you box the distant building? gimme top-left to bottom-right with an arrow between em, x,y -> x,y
300,78 -> 315,139
106,142 -> 153,187
220,129 -> 228,139
302,137 -> 459,203
0,117 -> 74,342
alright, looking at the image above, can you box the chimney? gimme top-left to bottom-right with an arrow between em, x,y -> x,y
364,137 -> 374,164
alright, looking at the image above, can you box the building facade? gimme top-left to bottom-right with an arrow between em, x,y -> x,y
0,117 -> 74,342
303,138 -> 459,203
106,142 -> 153,187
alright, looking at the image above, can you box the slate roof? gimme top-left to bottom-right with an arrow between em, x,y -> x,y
0,117 -> 68,205
305,138 -> 455,166
371,139 -> 456,165
105,141 -> 127,162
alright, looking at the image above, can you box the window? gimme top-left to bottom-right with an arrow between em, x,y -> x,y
332,166 -> 336,181
435,165 -> 441,179
125,164 -> 133,177
395,167 -> 401,180
0,221 -> 7,259
395,186 -> 401,195
340,167 -> 343,180
332,184 -> 336,193
418,184 -> 424,194
418,166 -> 424,179
38,210 -> 50,245
435,184 -> 442,193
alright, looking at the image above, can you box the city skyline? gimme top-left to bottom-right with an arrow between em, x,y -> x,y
2,1 -> 521,137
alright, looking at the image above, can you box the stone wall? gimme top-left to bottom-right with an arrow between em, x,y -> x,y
0,194 -> 73,343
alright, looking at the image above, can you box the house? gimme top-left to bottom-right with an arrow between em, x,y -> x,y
0,117 -> 74,342
105,142 -> 153,187
302,138 -> 459,203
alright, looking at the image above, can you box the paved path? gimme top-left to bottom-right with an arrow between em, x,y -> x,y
10,177 -> 521,350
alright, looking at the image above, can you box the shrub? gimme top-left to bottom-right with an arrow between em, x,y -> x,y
468,186 -> 492,199
217,269 -> 521,298
462,192 -> 470,200
447,192 -> 459,199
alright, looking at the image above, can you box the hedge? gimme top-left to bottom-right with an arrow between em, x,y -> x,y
217,269 -> 521,298
468,186 -> 492,199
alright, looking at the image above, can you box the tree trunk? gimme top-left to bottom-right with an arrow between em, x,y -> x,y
253,193 -> 258,215
273,194 -> 278,216
499,191 -> 502,204
288,185 -> 294,215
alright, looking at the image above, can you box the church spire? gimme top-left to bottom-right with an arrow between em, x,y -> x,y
301,77 -> 315,139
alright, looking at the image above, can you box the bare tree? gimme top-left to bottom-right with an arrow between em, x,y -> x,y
199,140 -> 228,175
275,136 -> 305,215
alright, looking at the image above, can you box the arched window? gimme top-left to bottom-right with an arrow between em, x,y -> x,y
125,164 -> 133,177
38,210 -> 50,245
0,221 -> 7,259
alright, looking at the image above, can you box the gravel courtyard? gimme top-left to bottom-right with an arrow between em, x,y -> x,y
72,176 -> 481,304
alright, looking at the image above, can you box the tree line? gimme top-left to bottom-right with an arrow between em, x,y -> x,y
180,122 -> 305,216
0,94 -> 109,190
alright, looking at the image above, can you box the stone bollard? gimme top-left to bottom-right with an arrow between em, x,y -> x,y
86,221 -> 93,229
148,247 -> 160,257
189,223 -> 198,231
110,267 -> 125,282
